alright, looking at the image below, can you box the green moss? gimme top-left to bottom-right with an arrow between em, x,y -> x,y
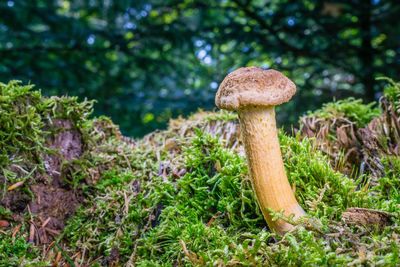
0,81 -> 95,194
370,156 -> 400,212
379,77 -> 400,109
307,97 -> 380,127
0,233 -> 48,266
0,81 -> 46,176
280,133 -> 369,218
61,128 -> 384,265
1,80 -> 400,266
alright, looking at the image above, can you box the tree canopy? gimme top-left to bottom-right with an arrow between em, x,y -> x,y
1,0 -> 399,135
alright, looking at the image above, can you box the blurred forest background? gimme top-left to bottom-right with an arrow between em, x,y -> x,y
0,0 -> 399,136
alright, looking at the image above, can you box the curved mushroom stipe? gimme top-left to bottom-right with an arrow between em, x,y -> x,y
216,67 -> 305,234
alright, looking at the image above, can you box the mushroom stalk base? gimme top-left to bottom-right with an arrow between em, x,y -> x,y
239,106 -> 305,234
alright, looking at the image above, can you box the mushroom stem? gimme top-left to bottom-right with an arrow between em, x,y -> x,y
239,106 -> 305,234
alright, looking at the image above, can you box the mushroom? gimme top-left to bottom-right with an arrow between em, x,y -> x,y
215,67 -> 305,234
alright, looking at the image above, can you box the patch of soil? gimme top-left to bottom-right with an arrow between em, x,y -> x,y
29,184 -> 82,231
0,190 -> 31,213
1,119 -> 85,244
31,119 -> 84,243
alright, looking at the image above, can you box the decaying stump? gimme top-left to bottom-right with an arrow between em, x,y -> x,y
300,96 -> 400,182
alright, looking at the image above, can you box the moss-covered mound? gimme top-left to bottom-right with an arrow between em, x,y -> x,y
0,80 -> 399,266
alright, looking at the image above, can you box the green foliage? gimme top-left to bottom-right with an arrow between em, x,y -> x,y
0,81 -> 46,169
307,97 -> 380,127
373,156 -> 400,210
0,81 -> 94,195
279,133 -> 369,218
379,77 -> 400,110
265,225 -> 400,266
60,128 -> 371,265
133,131 -> 263,264
0,206 -> 12,217
1,1 -> 399,135
0,234 -> 48,267
2,82 -> 400,265
61,122 -> 400,265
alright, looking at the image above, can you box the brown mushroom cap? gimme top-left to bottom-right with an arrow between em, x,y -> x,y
216,67 -> 296,110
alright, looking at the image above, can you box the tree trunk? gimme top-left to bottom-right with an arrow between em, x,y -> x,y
359,0 -> 375,102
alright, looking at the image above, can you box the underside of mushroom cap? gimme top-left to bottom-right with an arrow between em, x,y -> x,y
216,67 -> 296,110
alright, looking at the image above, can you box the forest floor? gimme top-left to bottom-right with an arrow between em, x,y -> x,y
0,79 -> 400,266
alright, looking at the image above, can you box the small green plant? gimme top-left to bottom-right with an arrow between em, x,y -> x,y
379,77 -> 400,110
307,97 -> 380,127
0,233 -> 48,266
